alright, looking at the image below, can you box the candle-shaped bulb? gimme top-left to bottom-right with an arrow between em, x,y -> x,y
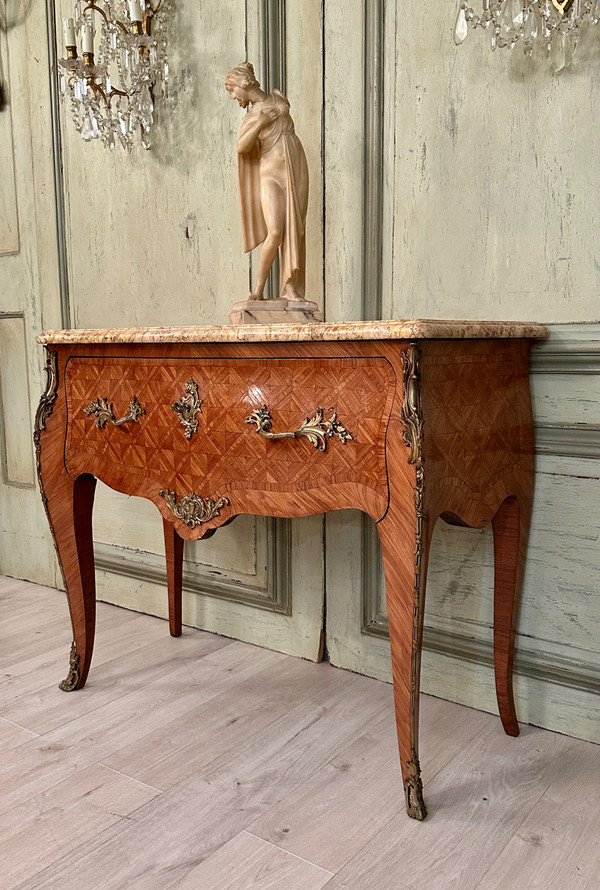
63,17 -> 76,47
128,0 -> 143,22
81,20 -> 95,55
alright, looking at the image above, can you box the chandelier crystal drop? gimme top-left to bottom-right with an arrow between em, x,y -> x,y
454,0 -> 599,67
59,0 -> 171,150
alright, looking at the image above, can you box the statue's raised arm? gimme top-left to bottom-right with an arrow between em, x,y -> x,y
225,61 -> 309,303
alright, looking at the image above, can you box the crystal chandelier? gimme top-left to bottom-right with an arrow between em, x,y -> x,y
59,0 -> 171,150
454,0 -> 600,68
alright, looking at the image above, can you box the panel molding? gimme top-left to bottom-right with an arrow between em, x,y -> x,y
362,0 -> 384,321
531,324 -> 600,374
425,625 -> 600,697
358,0 -> 385,638
0,21 -> 19,257
361,590 -> 600,699
536,422 -> 600,459
258,0 -> 286,302
361,516 -> 385,636
532,323 -> 600,456
260,0 -> 286,94
45,0 -> 71,327
95,514 -> 292,614
0,312 -> 35,488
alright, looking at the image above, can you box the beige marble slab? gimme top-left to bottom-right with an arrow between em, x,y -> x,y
38,318 -> 549,345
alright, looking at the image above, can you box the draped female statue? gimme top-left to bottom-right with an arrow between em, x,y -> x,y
226,61 -> 309,303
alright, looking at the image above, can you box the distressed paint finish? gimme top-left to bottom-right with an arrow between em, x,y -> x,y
0,315 -> 35,485
389,4 -> 600,322
285,0 -> 324,310
323,0 -> 365,323
0,1 -> 63,584
0,24 -> 19,257
61,0 -> 248,330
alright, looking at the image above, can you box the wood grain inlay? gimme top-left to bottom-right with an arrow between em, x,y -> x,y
64,355 -> 395,517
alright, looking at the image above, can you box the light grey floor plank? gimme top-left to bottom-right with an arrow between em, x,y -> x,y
247,713 -> 404,873
323,722 -> 584,890
0,622 -> 229,734
0,613 -> 74,669
0,599 -> 153,707
0,717 -> 37,753
3,578 -> 600,890
0,763 -> 161,887
16,664 -> 395,888
100,654 -> 383,791
170,831 -> 333,889
476,739 -> 600,889
0,578 -> 54,610
247,695 -> 493,873
0,641 -> 285,818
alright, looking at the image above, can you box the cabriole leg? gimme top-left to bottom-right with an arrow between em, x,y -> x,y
377,504 -> 431,821
492,494 -> 531,737
163,519 -> 183,637
44,472 -> 97,691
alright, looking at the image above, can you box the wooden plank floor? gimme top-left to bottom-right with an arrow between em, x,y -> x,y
0,575 -> 598,889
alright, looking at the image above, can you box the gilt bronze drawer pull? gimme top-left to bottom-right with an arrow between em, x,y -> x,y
84,395 -> 145,428
171,378 -> 203,439
159,489 -> 230,528
245,405 -> 353,452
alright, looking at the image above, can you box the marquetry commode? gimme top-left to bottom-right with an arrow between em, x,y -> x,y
35,319 -> 548,820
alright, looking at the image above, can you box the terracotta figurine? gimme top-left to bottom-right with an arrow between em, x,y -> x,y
226,61 -> 309,302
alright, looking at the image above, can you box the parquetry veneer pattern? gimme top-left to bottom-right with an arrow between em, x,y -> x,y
64,356 -> 394,508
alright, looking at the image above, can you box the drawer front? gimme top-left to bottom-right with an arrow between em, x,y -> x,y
64,355 -> 396,510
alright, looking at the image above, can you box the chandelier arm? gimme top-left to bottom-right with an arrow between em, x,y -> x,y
83,3 -> 129,34
107,87 -> 129,106
87,79 -> 108,104
83,3 -> 109,24
143,0 -> 163,35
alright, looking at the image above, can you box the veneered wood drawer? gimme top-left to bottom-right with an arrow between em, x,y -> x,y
64,355 -> 396,514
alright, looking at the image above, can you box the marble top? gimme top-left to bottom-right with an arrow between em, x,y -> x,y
39,319 -> 549,346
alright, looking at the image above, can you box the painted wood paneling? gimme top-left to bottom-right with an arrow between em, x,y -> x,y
0,314 -> 34,486
61,4 -> 247,329
285,0 -> 324,310
93,484 -> 263,578
388,5 -> 600,323
323,0 -> 364,322
0,1 -> 63,585
0,24 -> 19,256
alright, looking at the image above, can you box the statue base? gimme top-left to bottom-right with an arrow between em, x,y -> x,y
229,297 -> 324,325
